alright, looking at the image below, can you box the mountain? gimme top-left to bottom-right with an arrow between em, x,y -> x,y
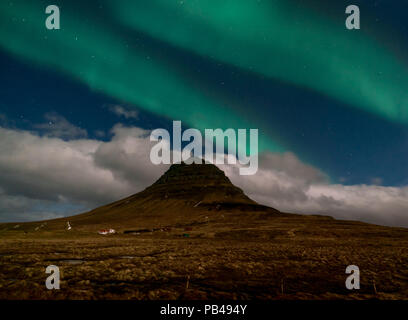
21,162 -> 280,233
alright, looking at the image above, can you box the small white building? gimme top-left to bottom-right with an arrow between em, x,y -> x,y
98,228 -> 116,235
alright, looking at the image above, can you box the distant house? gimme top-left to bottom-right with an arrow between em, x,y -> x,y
98,228 -> 116,235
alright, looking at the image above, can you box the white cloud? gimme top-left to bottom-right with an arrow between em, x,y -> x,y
0,125 -> 167,222
109,105 -> 139,119
219,153 -> 408,228
33,112 -> 88,139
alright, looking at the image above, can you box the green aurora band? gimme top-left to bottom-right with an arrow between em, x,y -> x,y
110,0 -> 408,124
0,0 -> 279,154
0,0 -> 407,157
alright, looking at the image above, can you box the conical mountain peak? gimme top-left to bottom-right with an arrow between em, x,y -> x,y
151,161 -> 232,188
33,162 -> 280,231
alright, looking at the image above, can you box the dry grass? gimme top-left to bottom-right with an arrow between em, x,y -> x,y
1,214 -> 407,300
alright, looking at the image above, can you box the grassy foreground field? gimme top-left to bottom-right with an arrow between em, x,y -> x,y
1,213 -> 408,300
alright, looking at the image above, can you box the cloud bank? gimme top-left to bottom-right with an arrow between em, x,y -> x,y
0,122 -> 407,227
0,124 -> 167,221
220,154 -> 408,228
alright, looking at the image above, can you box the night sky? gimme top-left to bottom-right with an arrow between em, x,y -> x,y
1,0 -> 408,226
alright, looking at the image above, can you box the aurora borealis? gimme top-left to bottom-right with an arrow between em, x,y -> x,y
112,0 -> 408,124
0,0 -> 276,152
0,0 -> 408,224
